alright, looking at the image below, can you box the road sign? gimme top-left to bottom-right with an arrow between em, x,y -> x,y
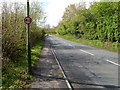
24,17 -> 32,24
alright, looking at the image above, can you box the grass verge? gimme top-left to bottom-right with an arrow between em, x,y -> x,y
54,34 -> 118,52
31,40 -> 45,67
2,39 -> 45,88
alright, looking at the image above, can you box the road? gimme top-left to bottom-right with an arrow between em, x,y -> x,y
47,35 -> 119,89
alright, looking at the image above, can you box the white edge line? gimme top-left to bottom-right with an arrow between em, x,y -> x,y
51,48 -> 73,90
80,49 -> 94,56
105,59 -> 120,66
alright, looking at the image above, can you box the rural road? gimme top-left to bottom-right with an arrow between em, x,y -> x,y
47,35 -> 120,89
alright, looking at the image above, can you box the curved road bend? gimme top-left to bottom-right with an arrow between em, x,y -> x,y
47,35 -> 119,89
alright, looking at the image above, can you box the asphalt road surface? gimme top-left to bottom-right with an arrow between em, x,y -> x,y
47,35 -> 119,89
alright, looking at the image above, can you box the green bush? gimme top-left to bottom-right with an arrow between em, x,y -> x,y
53,2 -> 119,50
2,1 -> 45,88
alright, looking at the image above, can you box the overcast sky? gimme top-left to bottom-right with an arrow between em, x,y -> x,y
41,0 -> 100,27
2,0 -> 102,27
41,0 -> 98,27
42,0 -> 81,27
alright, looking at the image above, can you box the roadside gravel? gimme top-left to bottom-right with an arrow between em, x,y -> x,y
31,38 -> 68,88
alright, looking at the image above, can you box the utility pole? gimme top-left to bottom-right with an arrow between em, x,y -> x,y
27,0 -> 32,75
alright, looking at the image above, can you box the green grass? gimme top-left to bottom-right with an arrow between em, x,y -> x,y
54,34 -> 118,52
2,39 -> 45,88
31,40 -> 45,66
2,58 -> 33,88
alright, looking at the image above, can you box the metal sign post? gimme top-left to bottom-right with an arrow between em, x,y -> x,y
27,0 -> 32,75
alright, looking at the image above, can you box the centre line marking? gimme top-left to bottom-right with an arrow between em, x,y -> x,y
68,44 -> 72,46
105,59 -> 120,66
50,38 -> 53,40
80,49 -> 94,56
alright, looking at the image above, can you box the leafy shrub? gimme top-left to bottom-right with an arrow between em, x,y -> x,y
2,1 -> 45,88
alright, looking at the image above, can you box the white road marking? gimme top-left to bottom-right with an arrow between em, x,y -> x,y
68,44 -> 72,46
63,42 -> 76,48
51,48 -> 73,90
105,59 -> 120,66
80,49 -> 94,56
50,38 -> 53,40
